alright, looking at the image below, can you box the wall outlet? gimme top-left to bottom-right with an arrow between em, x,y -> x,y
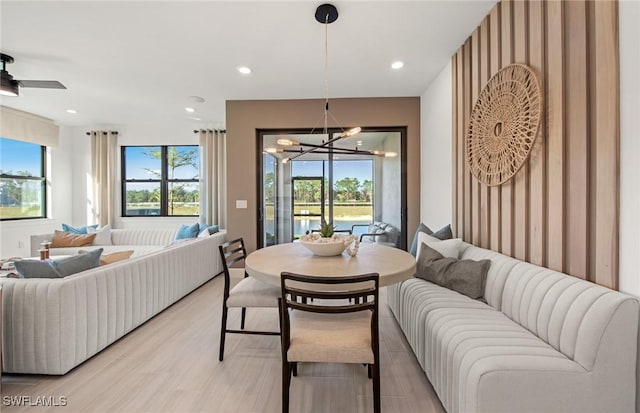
236,200 -> 248,209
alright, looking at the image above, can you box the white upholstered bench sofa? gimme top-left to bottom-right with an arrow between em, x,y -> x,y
387,240 -> 639,413
1,229 -> 226,374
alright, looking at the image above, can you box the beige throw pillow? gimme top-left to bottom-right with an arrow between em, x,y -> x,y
78,249 -> 134,266
51,230 -> 97,248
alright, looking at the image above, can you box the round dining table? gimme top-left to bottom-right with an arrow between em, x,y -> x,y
245,242 -> 416,287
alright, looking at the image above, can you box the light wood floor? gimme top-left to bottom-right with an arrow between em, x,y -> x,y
1,275 -> 445,413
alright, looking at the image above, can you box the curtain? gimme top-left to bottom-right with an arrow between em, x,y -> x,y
90,130 -> 118,227
199,129 -> 227,228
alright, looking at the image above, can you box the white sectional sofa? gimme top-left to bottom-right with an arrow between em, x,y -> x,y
388,241 -> 640,413
1,228 -> 226,375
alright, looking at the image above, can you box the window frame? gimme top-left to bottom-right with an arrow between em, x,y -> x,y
121,145 -> 200,217
0,139 -> 47,221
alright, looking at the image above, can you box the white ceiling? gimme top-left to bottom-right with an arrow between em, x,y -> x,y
0,1 -> 495,128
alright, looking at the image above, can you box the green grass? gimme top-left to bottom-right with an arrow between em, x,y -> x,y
265,204 -> 372,220
0,206 -> 43,219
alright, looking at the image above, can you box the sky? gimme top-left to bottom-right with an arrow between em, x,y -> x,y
0,138 -> 42,176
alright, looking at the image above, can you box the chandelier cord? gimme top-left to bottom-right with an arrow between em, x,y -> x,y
323,12 -> 330,136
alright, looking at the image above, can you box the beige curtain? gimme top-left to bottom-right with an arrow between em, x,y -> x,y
199,129 -> 227,228
90,130 -> 118,227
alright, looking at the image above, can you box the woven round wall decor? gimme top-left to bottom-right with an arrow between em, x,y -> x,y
466,63 -> 542,186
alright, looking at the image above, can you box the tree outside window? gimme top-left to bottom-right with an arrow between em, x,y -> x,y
122,145 -> 199,216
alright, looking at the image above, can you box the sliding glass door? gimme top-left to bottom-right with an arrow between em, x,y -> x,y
257,127 -> 406,248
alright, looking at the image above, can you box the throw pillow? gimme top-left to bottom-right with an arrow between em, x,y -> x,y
198,228 -> 210,238
61,223 -> 99,234
409,223 -> 432,256
52,248 -> 103,277
199,224 -> 220,235
176,223 -> 200,240
416,232 -> 462,259
416,243 -> 490,299
431,224 -> 453,240
51,230 -> 97,248
409,223 -> 453,256
99,250 -> 134,266
87,224 -> 113,246
14,259 -> 63,279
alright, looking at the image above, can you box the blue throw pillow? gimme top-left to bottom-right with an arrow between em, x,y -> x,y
176,223 -> 200,240
410,223 -> 432,257
52,248 -> 103,277
199,224 -> 220,235
62,223 -> 99,234
15,259 -> 63,279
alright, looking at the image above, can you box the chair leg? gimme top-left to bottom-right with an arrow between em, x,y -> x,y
241,307 -> 247,330
219,304 -> 229,362
282,361 -> 291,413
372,363 -> 381,413
368,364 -> 372,379
292,362 -> 298,377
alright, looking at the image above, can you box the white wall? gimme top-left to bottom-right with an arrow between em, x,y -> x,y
619,0 -> 640,298
419,61 -> 452,230
0,125 -> 74,258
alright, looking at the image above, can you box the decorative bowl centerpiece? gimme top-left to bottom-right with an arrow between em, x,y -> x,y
299,221 -> 360,257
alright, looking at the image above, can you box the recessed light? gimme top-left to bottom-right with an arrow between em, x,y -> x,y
188,96 -> 205,103
391,61 -> 404,70
188,116 -> 202,121
185,107 -> 196,113
237,66 -> 252,75
66,109 -> 78,114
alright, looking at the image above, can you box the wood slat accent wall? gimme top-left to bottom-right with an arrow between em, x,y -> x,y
452,0 -> 620,289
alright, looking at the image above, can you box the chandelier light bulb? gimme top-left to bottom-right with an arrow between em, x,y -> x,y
265,147 -> 283,154
277,138 -> 299,146
282,158 -> 290,164
339,127 -> 362,138
385,151 -> 399,158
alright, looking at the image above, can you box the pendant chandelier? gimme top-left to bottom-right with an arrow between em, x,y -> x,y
268,3 -> 397,162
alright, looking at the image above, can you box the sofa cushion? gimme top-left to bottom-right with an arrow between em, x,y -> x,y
87,224 -> 113,246
199,224 -> 220,235
176,223 -> 200,240
410,223 -> 453,257
61,223 -> 98,234
80,249 -> 134,265
417,232 -> 462,259
416,243 -> 490,299
51,230 -> 97,248
14,259 -> 63,279
52,248 -> 103,276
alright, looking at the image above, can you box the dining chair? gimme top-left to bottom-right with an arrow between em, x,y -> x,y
218,237 -> 280,361
278,271 -> 380,413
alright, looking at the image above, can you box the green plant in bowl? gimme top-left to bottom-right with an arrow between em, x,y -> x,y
319,220 -> 336,238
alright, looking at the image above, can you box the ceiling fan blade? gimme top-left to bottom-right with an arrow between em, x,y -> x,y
18,80 -> 66,89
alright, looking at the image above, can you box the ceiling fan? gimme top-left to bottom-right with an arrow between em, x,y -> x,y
1,53 -> 66,97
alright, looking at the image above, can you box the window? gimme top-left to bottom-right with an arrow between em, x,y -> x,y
122,145 -> 199,217
0,137 -> 46,220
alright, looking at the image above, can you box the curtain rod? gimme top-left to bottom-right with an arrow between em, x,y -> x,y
193,129 -> 226,133
85,131 -> 119,135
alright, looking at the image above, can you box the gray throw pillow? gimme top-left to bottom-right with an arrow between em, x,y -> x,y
415,243 -> 490,299
52,248 -> 103,277
431,224 -> 453,240
410,223 -> 453,256
14,260 -> 63,279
